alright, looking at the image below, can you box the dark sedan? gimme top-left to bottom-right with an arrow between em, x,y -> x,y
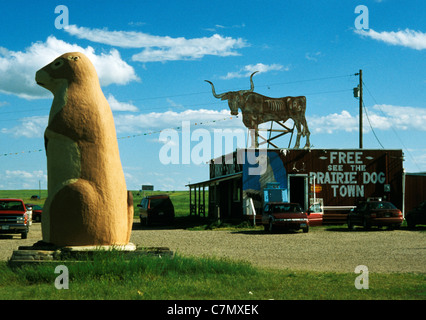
347,200 -> 403,230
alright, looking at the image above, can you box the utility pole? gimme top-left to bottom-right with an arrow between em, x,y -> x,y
354,69 -> 363,149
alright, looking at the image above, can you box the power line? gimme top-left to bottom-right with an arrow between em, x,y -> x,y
0,87 -> 354,122
258,73 -> 357,90
0,115 -> 239,157
362,100 -> 384,148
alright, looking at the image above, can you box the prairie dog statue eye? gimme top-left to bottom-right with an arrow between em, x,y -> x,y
51,59 -> 64,69
67,55 -> 80,61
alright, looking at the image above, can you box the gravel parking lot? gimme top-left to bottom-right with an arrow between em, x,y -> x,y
1,221 -> 425,274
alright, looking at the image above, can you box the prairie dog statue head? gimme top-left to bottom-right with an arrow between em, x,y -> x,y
35,52 -> 99,95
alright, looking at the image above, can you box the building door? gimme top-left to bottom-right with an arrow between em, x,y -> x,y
288,174 -> 308,211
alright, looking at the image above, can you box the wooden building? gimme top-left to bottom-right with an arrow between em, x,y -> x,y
188,148 -> 424,224
404,172 -> 426,213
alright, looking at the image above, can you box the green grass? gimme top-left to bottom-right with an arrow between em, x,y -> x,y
0,252 -> 424,300
0,190 -> 47,207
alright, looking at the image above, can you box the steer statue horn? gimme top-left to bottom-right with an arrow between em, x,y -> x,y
204,71 -> 258,99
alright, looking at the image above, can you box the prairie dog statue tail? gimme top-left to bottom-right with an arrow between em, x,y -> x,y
36,52 -> 133,246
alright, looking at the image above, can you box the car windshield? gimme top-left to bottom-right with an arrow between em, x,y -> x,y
368,202 -> 397,210
0,201 -> 25,211
272,204 -> 302,213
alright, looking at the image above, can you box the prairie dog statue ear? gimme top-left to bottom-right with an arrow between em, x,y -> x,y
36,52 -> 133,246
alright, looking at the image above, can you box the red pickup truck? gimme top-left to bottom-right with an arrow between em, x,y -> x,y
0,199 -> 31,239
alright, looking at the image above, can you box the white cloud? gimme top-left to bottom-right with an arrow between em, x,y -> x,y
2,170 -> 47,190
372,104 -> 426,131
308,104 -> 426,134
221,63 -> 288,79
114,108 -> 243,135
308,110 -> 358,134
305,51 -> 322,62
107,94 -> 139,112
1,95 -> 139,138
204,23 -> 246,32
64,25 -> 248,62
1,116 -> 48,138
0,36 -> 139,99
355,28 -> 426,50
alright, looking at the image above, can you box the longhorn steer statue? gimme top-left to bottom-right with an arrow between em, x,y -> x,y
205,72 -> 311,149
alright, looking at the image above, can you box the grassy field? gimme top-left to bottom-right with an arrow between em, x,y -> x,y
0,252 -> 424,300
0,190 -> 47,207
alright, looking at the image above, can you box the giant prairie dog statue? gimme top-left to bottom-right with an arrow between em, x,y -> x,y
35,52 -> 133,246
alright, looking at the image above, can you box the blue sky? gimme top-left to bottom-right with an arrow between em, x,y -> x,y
0,0 -> 425,191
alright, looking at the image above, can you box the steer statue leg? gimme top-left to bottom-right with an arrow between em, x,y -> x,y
293,121 -> 302,149
302,118 -> 311,149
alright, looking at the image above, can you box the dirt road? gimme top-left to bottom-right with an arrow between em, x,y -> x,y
1,222 -> 425,273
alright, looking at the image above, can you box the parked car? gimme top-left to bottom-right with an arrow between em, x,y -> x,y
26,204 -> 43,222
406,201 -> 426,229
347,200 -> 403,230
262,202 -> 309,233
138,194 -> 175,226
0,199 -> 31,239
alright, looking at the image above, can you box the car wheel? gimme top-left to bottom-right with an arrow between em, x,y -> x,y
406,218 -> 415,229
21,227 -> 28,239
348,219 -> 355,231
269,219 -> 274,233
140,217 -> 149,227
263,223 -> 270,232
363,219 -> 370,230
302,225 -> 309,233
